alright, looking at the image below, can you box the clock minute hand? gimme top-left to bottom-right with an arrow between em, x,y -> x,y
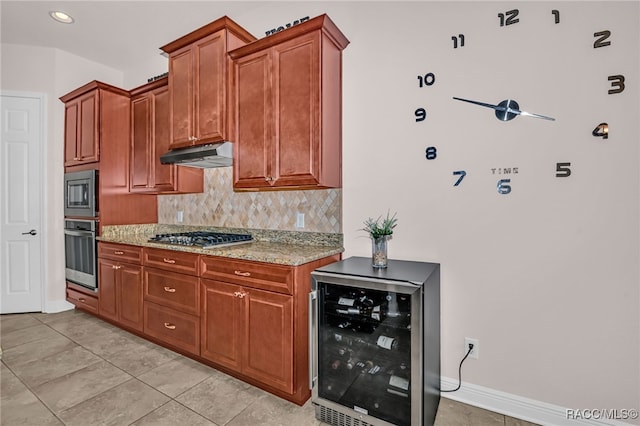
452,97 -> 555,121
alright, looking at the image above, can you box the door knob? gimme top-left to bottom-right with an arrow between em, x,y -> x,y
21,229 -> 37,236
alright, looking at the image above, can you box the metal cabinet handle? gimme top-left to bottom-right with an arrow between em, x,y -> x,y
163,258 -> 176,264
111,265 -> 122,270
163,322 -> 176,330
79,297 -> 86,303
114,250 -> 124,255
233,291 -> 247,299
21,229 -> 37,236
163,286 -> 176,293
234,270 -> 251,277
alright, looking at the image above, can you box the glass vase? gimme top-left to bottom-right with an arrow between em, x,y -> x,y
371,235 -> 389,268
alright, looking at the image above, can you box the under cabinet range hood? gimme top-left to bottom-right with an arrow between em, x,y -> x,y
160,142 -> 233,168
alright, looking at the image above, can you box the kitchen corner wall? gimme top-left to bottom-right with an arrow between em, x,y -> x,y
158,167 -> 341,233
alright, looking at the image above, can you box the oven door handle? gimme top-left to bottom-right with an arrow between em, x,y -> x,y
64,229 -> 95,237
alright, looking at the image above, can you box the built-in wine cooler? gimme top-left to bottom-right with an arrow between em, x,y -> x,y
310,257 -> 440,426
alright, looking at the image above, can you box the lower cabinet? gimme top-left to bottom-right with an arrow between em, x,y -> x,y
97,251 -> 143,332
201,279 -> 294,393
142,247 -> 201,356
90,242 -> 340,405
143,301 -> 200,355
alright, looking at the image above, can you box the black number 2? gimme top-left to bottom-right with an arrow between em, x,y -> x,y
593,30 -> 612,48
498,9 -> 519,26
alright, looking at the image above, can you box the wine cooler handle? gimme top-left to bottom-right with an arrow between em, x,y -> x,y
308,290 -> 318,390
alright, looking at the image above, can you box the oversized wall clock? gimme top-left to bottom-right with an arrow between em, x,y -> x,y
414,2 -> 637,199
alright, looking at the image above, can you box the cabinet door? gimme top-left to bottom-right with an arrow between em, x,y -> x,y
98,258 -> 118,321
243,287 -> 294,393
272,33 -> 321,187
150,86 -> 176,191
233,50 -> 272,189
118,264 -> 143,331
78,91 -> 99,163
201,279 -> 242,372
194,30 -> 227,143
169,47 -> 194,149
64,101 -> 79,165
130,95 -> 152,190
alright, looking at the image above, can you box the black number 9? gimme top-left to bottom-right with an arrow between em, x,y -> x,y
415,108 -> 427,122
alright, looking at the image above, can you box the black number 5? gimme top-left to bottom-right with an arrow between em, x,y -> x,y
556,162 -> 571,177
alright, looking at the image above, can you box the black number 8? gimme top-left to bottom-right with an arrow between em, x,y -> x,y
425,147 -> 437,160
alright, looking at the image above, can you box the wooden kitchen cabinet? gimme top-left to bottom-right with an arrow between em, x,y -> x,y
129,78 -> 203,194
97,243 -> 144,332
229,15 -> 349,191
61,81 -> 130,167
142,247 -> 201,355
201,278 -> 294,393
200,254 -> 341,404
160,16 -> 256,149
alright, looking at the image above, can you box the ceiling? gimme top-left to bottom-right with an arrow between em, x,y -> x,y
0,1 -> 274,72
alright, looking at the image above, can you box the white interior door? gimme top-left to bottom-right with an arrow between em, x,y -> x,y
0,93 -> 44,313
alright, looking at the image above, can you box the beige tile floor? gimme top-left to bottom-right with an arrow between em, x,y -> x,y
0,310 -> 539,426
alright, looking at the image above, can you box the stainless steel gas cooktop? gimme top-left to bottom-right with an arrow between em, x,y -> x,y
148,231 -> 253,249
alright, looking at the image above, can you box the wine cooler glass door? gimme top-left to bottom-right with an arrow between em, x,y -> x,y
315,279 -> 421,426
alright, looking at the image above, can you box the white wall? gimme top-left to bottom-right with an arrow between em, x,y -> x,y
227,1 -> 640,421
0,43 -> 124,312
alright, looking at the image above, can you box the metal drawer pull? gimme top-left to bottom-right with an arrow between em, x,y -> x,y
234,291 -> 247,299
111,265 -> 122,270
163,322 -> 176,330
163,286 -> 176,293
163,258 -> 176,264
114,251 -> 124,255
79,298 -> 86,302
234,270 -> 251,277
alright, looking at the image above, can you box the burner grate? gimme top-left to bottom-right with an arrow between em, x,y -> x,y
148,231 -> 253,248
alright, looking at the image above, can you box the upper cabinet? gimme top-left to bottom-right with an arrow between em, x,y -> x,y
229,15 -> 349,191
160,16 -> 257,150
129,78 -> 203,194
61,81 -> 130,167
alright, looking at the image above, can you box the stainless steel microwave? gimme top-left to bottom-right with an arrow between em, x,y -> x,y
64,170 -> 98,217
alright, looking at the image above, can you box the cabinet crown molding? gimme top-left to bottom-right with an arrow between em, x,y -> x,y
160,15 -> 257,53
229,14 -> 349,59
60,80 -> 129,102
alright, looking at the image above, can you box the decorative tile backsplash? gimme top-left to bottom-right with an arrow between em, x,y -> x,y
158,167 -> 342,233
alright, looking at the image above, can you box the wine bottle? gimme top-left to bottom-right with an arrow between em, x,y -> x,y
376,334 -> 399,350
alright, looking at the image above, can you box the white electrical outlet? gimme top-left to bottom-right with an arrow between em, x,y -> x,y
295,212 -> 305,228
177,211 -> 183,223
464,337 -> 479,359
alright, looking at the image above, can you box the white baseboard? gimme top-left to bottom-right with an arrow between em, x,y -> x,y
43,300 -> 75,313
440,377 -> 637,426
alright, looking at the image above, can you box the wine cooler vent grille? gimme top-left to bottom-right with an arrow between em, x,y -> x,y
316,404 -> 374,426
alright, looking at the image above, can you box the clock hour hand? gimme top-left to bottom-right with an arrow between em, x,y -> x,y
452,97 -> 555,121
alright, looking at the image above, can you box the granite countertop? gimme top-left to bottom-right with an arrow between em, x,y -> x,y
98,224 -> 344,266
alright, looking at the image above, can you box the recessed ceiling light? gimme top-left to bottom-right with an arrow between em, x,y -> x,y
49,11 -> 74,24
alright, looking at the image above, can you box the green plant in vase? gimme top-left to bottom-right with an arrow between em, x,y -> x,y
361,211 -> 397,268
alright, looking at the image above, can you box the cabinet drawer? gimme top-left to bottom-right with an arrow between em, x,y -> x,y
98,243 -> 142,264
67,287 -> 99,314
200,256 -> 293,294
143,301 -> 200,355
143,248 -> 199,275
144,268 -> 199,316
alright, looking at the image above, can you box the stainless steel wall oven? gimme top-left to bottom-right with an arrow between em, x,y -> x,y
64,219 -> 97,290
